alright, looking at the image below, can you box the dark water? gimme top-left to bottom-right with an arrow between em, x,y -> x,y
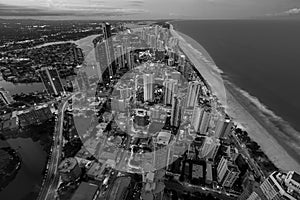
172,20 -> 300,132
0,79 -> 44,95
0,138 -> 47,200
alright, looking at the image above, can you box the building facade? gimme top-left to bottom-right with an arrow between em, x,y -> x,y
217,156 -> 240,188
143,74 -> 154,102
0,87 -> 13,105
39,67 -> 65,96
186,81 -> 201,108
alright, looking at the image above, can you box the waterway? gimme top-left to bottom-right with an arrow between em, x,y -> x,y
0,77 -> 44,95
0,138 -> 47,200
0,33 -> 99,200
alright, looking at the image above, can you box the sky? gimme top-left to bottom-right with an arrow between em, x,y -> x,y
0,0 -> 300,19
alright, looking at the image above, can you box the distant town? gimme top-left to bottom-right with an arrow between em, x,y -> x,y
0,20 -> 299,200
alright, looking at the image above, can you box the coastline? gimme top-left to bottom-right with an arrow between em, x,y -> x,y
224,81 -> 300,171
170,25 -> 300,172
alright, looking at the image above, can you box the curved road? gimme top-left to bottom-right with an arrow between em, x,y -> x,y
37,94 -> 75,200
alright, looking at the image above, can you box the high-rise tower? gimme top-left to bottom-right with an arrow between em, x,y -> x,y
0,87 -> 13,105
186,81 -> 201,108
94,22 -> 116,82
163,79 -> 178,105
39,67 -> 65,96
94,39 -> 109,83
171,95 -> 183,127
143,74 -> 154,102
192,106 -> 211,135
217,156 -> 240,188
116,45 -> 125,69
215,117 -> 233,139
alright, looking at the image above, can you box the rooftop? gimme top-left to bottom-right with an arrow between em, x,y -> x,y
291,171 -> 300,183
58,158 -> 78,172
156,131 -> 171,145
71,182 -> 98,200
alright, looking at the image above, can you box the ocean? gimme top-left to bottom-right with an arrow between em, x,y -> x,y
172,20 -> 300,132
172,20 -> 300,170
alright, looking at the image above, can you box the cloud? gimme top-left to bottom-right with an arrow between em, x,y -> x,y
266,7 -> 300,16
0,2 -> 147,17
129,0 -> 144,7
0,3 -> 67,16
129,0 -> 144,4
283,8 -> 300,15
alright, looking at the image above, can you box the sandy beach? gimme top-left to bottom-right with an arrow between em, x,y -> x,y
170,26 -> 300,172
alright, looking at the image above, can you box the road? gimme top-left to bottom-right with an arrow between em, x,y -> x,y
230,132 -> 265,181
37,94 -> 74,200
165,179 -> 236,200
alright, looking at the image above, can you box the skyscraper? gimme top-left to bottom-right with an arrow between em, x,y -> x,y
157,40 -> 164,50
171,96 -> 183,127
39,67 -> 65,96
215,117 -> 233,138
141,28 -> 147,41
200,137 -> 220,161
150,34 -> 157,49
94,39 -> 108,83
163,79 -> 178,105
162,29 -> 169,45
0,87 -> 13,105
143,74 -> 154,102
177,55 -> 186,76
192,106 -> 211,135
192,106 -> 203,132
199,110 -> 211,135
169,37 -> 179,53
94,22 -> 116,82
217,156 -> 240,188
126,47 -> 134,70
155,25 -> 160,36
186,81 -> 201,108
116,45 -> 125,68
179,55 -> 186,66
168,50 -> 176,61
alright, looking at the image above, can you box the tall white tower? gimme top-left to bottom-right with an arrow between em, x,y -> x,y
143,74 -> 154,102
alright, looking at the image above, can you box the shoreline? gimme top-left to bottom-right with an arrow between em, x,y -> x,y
224,80 -> 300,171
170,25 -> 300,172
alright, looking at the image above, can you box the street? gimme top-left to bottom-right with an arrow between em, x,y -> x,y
37,94 -> 75,200
230,132 -> 265,181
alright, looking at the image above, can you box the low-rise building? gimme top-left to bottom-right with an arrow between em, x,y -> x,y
260,171 -> 300,200
58,157 -> 82,182
18,106 -> 53,127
